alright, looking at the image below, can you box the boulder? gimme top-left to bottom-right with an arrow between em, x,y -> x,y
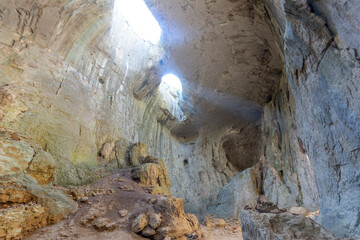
132,214 -> 148,233
131,156 -> 171,195
99,137 -> 130,168
119,209 -> 128,218
129,142 -> 148,167
153,198 -> 199,239
0,202 -> 45,240
240,208 -> 337,240
209,167 -> 259,218
0,128 -> 56,186
0,175 -> 77,239
92,217 -> 116,231
149,213 -> 162,229
205,217 -> 227,228
142,226 -> 156,237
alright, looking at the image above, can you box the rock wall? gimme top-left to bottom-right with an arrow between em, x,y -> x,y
261,0 -> 360,238
0,0 -> 266,217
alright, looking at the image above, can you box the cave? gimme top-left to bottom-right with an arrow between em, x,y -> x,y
0,0 -> 359,239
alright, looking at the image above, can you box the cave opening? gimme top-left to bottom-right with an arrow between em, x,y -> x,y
113,0 -> 161,44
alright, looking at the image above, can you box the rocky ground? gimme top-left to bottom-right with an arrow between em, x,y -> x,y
25,170 -> 242,240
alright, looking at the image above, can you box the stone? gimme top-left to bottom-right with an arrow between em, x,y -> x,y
119,209 -> 128,218
240,208 -> 337,240
142,226 -> 156,237
289,206 -> 310,216
204,217 -> 226,228
92,217 -> 116,231
209,167 -> 259,218
0,203 -> 45,240
114,138 -> 131,168
132,214 -> 148,233
81,210 -> 99,226
118,184 -> 133,191
27,150 -> 56,185
79,196 -> 89,203
0,0 -> 359,239
261,1 -> 360,238
131,156 -> 171,195
213,218 -> 227,228
100,142 -> 115,161
153,198 -> 199,239
0,174 -> 77,239
194,229 -> 205,238
147,198 -> 158,204
0,128 -> 35,176
129,143 -> 148,167
149,213 -> 162,229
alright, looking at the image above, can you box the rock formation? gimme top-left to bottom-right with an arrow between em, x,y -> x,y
241,208 -> 337,240
0,0 -> 359,239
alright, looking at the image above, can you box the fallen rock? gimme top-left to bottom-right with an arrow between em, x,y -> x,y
147,197 -> 158,204
131,156 -> 171,195
81,210 -> 99,226
153,198 -> 199,239
142,226 -> 156,237
118,184 -> 133,191
208,167 -> 259,218
205,217 -> 227,228
149,213 -> 162,229
240,208 -> 337,239
92,217 -> 116,231
255,197 -> 286,214
0,202 -> 45,240
129,142 -> 148,167
79,196 -> 89,203
0,174 -> 77,239
119,209 -> 128,218
132,214 -> 148,233
214,218 -> 227,228
289,206 -> 310,216
98,138 -> 130,168
194,229 -> 205,238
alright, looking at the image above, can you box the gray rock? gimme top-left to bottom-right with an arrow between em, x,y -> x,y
241,208 -> 337,240
141,226 -> 156,237
149,213 -> 162,229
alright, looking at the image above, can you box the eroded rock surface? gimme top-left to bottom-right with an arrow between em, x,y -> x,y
132,155 -> 171,195
241,208 -> 337,240
0,175 -> 77,239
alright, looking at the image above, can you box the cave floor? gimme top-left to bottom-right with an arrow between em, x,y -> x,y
25,170 -> 243,240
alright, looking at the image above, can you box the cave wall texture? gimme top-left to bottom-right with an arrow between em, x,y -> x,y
0,0 -> 359,239
262,0 -> 360,238
0,0 -> 274,217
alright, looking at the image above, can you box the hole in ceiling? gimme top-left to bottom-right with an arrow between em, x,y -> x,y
114,0 -> 162,44
160,74 -> 183,94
